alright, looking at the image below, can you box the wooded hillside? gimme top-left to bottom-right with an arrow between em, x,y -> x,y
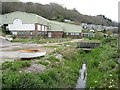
1,2 -> 117,26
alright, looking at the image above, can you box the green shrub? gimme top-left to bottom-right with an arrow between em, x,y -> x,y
2,61 -> 31,71
18,73 -> 46,88
2,61 -> 12,70
91,60 -> 99,68
2,71 -> 20,88
12,35 -> 16,39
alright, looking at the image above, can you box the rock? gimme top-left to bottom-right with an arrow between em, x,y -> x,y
53,53 -> 63,60
24,64 -> 46,73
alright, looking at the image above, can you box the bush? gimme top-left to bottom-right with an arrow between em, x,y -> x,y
12,35 -> 16,39
2,72 -> 20,88
2,61 -> 12,70
2,61 -> 31,71
91,60 -> 99,68
17,73 -> 46,88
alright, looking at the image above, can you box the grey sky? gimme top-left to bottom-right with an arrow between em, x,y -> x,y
19,0 -> 119,22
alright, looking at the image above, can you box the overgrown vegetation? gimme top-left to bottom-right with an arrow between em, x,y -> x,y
2,61 -> 31,71
1,37 -> 119,89
85,37 -> 119,89
2,44 -> 83,88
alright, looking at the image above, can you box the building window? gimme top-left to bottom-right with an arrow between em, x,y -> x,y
18,32 -> 24,35
74,33 -> 79,35
66,33 -> 69,35
21,32 -> 24,35
70,33 -> 79,35
18,32 -> 21,35
24,32 -> 26,34
71,32 -> 74,35
12,32 -> 17,35
30,32 -> 32,35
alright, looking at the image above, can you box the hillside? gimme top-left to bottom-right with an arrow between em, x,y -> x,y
1,2 -> 117,26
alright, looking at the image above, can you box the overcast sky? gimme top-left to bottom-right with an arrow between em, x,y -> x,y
20,0 -> 119,22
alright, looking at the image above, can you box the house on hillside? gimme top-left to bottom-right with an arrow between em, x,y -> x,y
1,11 -> 83,39
82,33 -> 95,38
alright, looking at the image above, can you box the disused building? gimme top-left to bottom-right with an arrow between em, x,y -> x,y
2,11 -> 48,38
1,11 -> 83,39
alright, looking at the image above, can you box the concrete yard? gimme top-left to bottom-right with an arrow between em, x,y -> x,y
0,38 -> 55,63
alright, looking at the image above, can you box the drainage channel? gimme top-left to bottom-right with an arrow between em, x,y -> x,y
76,62 -> 87,89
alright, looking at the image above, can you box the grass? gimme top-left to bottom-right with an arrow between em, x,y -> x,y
12,38 -> 31,43
42,45 -> 59,48
37,61 -> 49,66
12,38 -> 72,44
47,56 -> 60,62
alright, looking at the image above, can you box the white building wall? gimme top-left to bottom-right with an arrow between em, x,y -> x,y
37,25 -> 41,31
42,25 -> 44,31
45,26 -> 47,31
8,19 -> 35,31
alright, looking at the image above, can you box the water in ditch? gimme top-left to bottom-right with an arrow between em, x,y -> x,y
76,63 -> 87,89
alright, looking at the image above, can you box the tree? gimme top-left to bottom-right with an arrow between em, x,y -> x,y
1,2 -> 116,26
106,30 -> 112,36
95,32 -> 103,39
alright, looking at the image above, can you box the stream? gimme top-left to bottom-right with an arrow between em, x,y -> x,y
76,63 -> 87,89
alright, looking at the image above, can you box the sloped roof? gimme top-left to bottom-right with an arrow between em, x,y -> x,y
49,20 -> 82,33
48,21 -> 63,31
62,23 -> 82,33
1,11 -> 82,33
2,11 -> 48,25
